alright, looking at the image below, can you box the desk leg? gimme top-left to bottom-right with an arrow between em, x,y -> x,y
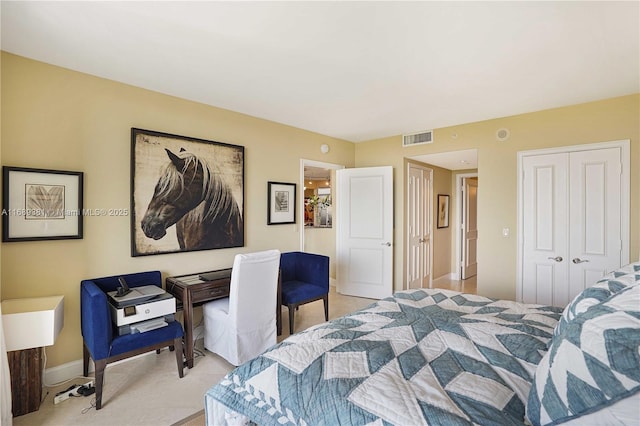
182,288 -> 194,369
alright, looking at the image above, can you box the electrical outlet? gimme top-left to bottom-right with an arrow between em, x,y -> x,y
53,380 -> 95,404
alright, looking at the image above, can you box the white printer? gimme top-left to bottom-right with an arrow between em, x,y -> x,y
107,284 -> 177,336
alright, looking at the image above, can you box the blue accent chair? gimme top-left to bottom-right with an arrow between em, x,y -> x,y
279,252 -> 330,334
80,271 -> 184,409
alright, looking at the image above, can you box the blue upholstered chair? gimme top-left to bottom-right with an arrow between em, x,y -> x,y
80,271 -> 184,409
279,251 -> 330,334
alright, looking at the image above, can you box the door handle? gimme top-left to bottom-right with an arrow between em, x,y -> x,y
547,256 -> 563,262
419,238 -> 425,243
381,242 -> 391,247
572,258 -> 589,264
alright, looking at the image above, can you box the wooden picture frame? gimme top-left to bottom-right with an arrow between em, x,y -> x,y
267,181 -> 296,225
2,166 -> 84,242
131,128 -> 244,256
437,194 -> 450,229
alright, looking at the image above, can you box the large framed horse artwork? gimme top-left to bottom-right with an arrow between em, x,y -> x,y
130,128 -> 244,256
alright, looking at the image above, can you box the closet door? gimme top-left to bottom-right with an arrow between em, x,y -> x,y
521,146 -> 624,306
568,147 -> 622,299
522,153 -> 569,306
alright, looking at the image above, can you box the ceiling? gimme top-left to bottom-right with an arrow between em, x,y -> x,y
1,1 -> 638,143
411,149 -> 478,171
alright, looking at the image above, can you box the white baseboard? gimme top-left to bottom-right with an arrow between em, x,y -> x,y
44,358 -> 88,386
44,351 -> 157,386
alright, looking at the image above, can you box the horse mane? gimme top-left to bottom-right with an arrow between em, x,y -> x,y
156,151 -> 238,223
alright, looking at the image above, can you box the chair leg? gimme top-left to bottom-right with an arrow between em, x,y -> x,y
94,359 -> 107,410
82,343 -> 90,377
323,295 -> 329,322
174,338 -> 184,378
288,304 -> 296,335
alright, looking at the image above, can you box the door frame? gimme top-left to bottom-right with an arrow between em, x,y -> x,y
516,139 -> 630,303
299,159 -> 345,251
454,172 -> 478,281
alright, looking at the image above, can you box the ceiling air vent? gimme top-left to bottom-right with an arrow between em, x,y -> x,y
402,130 -> 433,147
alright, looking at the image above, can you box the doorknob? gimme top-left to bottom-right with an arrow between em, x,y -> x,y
547,256 -> 563,262
381,242 -> 391,247
419,238 -> 425,243
572,258 -> 589,264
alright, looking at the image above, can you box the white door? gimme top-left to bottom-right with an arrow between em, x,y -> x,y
568,148 -> 622,297
336,166 -> 393,299
521,145 -> 625,306
522,153 -> 570,306
406,163 -> 431,289
461,177 -> 478,279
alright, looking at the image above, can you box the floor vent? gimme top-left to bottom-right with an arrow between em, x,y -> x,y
403,130 -> 433,147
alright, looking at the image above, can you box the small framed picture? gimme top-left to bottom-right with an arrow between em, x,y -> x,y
437,194 -> 450,229
267,181 -> 296,225
2,166 -> 84,241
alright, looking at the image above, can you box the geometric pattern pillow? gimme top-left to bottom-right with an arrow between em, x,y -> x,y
594,261 -> 640,292
552,262 -> 640,343
526,284 -> 640,425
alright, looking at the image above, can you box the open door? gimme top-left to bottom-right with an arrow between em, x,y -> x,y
406,163 -> 432,289
336,166 -> 393,299
461,177 -> 478,279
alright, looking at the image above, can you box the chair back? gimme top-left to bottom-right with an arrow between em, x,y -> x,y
280,251 -> 329,289
228,250 -> 281,330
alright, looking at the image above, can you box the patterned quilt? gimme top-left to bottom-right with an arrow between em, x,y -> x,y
205,289 -> 562,425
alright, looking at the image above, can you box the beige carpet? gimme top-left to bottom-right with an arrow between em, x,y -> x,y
171,409 -> 204,426
14,288 -> 375,426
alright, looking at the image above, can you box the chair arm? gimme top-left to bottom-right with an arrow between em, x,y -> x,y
80,280 -> 113,361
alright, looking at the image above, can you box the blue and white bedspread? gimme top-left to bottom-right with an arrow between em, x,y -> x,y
205,289 -> 562,425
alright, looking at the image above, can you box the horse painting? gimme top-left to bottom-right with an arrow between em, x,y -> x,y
140,147 -> 243,251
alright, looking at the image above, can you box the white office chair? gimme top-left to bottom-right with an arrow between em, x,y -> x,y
203,249 -> 281,366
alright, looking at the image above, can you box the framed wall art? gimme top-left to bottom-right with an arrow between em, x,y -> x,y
437,194 -> 450,229
267,181 -> 296,225
2,166 -> 84,242
131,128 -> 244,256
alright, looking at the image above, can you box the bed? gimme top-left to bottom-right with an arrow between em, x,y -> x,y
205,264 -> 640,425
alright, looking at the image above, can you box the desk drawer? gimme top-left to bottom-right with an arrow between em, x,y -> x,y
192,285 -> 229,303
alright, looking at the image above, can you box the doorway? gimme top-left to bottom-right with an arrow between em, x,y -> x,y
300,160 -> 344,281
456,173 -> 478,280
407,149 -> 478,287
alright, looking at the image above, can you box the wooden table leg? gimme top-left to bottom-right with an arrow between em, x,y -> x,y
8,347 -> 43,416
182,287 -> 194,368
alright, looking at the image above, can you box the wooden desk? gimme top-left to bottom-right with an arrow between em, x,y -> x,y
166,269 -> 282,368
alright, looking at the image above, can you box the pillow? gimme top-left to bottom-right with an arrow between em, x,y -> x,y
594,262 -> 640,293
552,262 -> 640,343
526,284 -> 640,426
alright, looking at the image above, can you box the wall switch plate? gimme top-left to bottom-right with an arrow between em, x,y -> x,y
502,228 -> 510,237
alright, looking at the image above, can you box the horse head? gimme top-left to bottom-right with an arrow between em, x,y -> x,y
141,148 -> 207,240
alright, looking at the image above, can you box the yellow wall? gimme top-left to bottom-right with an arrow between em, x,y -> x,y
0,52 -> 354,367
356,94 -> 640,300
3,51 -> 638,369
